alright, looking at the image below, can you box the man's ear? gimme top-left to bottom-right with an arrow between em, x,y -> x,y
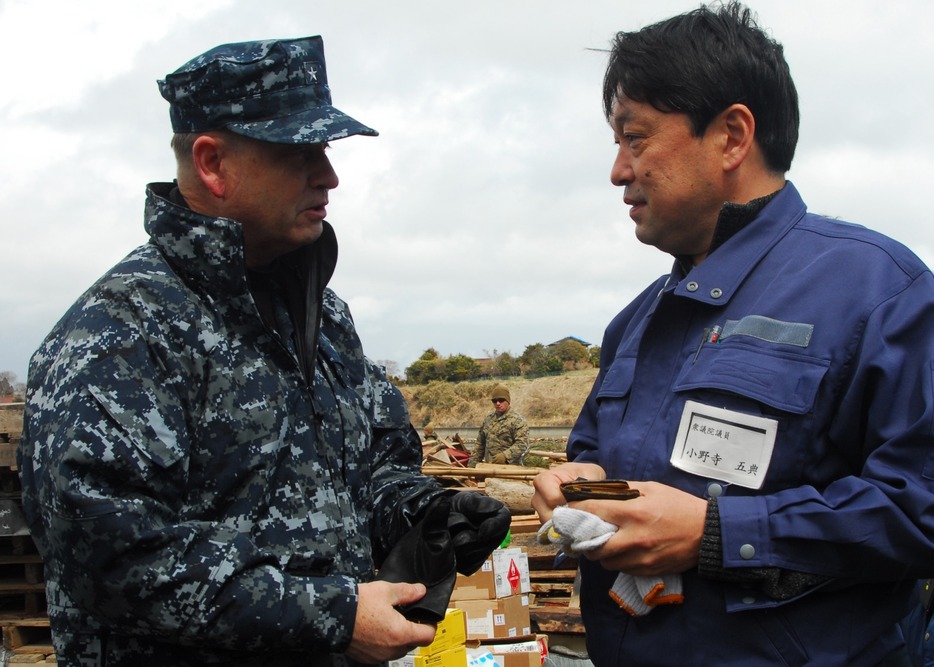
720,104 -> 756,173
190,134 -> 229,199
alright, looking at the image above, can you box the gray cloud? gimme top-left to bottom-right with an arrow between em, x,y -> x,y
2,0 -> 932,383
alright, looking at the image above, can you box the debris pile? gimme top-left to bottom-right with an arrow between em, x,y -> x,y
419,433 -> 583,637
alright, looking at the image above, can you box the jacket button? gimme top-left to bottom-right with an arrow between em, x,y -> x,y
686,281 -> 699,292
707,482 -> 723,498
740,544 -> 756,560
710,288 -> 723,299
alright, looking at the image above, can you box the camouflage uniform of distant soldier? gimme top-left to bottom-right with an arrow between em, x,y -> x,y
470,385 -> 530,466
18,37 -> 508,667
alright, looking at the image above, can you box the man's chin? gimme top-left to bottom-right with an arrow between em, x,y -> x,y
633,225 -> 657,249
298,220 -> 325,243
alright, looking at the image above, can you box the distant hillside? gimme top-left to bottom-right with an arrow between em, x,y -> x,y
399,368 -> 598,430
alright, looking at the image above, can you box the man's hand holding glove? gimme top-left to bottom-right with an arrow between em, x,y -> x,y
376,495 -> 457,623
537,505 -> 683,616
376,492 -> 510,622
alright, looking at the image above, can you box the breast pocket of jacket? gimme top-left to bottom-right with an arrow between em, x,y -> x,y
672,340 -> 829,488
594,355 -> 637,444
81,353 -> 189,474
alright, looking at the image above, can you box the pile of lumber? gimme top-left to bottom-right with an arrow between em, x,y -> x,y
420,435 -> 567,513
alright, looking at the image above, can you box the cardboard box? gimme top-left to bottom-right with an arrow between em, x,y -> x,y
453,548 -> 531,601
467,635 -> 548,667
482,635 -> 548,667
413,608 -> 466,656
490,650 -> 538,667
451,559 -> 496,601
453,595 -> 531,640
491,548 -> 530,598
391,645 -> 468,667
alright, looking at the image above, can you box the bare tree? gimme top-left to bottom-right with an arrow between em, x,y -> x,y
376,359 -> 400,379
0,371 -> 15,396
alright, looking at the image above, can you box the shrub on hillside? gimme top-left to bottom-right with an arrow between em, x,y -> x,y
413,381 -> 458,414
522,391 -> 570,421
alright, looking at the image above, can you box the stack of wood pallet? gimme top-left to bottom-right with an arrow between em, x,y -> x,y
0,405 -> 56,664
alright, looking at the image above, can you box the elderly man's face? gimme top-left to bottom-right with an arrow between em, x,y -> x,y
221,137 -> 340,268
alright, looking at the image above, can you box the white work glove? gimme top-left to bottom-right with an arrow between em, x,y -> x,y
538,505 -> 684,616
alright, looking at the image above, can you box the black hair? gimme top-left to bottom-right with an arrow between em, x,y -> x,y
602,1 -> 799,173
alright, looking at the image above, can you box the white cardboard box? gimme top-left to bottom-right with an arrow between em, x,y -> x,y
491,548 -> 530,598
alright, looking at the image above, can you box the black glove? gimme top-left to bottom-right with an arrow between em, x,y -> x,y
376,496 -> 457,623
447,491 -> 511,575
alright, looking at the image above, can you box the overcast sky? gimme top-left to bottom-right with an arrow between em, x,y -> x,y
2,0 -> 932,384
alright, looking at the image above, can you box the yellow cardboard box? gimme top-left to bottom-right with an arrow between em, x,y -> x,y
413,608 -> 467,656
391,645 -> 468,667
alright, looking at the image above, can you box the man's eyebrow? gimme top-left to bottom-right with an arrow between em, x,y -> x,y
612,107 -> 632,126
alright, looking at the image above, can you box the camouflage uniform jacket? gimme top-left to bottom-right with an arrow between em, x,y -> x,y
18,182 -> 444,667
470,411 -> 530,466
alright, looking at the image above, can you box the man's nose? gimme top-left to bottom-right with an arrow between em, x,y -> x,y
311,154 -> 340,190
610,149 -> 634,187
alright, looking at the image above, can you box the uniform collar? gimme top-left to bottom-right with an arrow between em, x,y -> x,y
708,188 -> 782,256
144,181 -> 337,297
667,181 -> 808,306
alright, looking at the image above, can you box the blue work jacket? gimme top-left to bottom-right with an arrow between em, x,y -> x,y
569,183 -> 934,666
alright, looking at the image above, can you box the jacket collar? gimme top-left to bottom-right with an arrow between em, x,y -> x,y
665,181 -> 808,306
143,182 -> 338,298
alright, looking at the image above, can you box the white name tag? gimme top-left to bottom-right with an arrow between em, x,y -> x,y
670,400 -> 777,489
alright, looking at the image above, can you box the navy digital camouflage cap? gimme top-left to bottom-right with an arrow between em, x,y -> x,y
158,36 -> 378,143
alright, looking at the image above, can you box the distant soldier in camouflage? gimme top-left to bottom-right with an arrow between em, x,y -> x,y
470,384 -> 530,466
18,37 -> 508,667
